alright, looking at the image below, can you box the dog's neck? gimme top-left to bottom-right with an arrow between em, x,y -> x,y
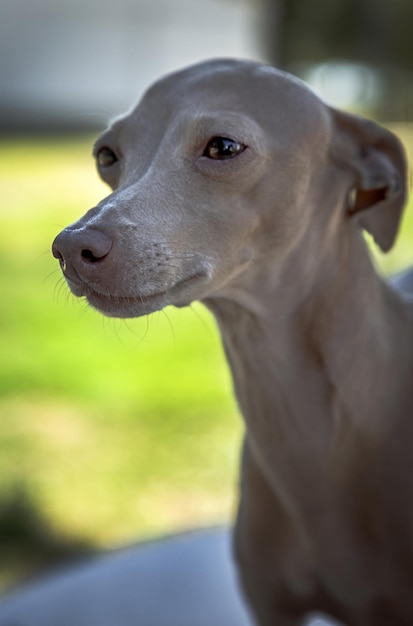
204,224 -> 412,490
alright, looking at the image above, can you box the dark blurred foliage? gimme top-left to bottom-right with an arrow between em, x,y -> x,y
282,0 -> 413,70
261,0 -> 413,119
0,487 -> 97,593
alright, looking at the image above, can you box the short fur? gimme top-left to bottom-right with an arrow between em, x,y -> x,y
53,60 -> 413,625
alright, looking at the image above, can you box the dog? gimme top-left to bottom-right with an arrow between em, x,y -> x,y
52,59 -> 413,625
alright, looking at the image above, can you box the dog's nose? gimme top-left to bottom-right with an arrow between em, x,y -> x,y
52,227 -> 113,280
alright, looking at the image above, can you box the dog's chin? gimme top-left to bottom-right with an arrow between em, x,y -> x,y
65,272 -> 210,318
84,290 -> 168,318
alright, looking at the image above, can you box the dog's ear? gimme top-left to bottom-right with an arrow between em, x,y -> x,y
330,108 -> 407,252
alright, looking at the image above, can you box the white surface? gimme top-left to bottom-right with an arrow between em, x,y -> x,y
0,528 -> 252,626
0,527 -> 338,626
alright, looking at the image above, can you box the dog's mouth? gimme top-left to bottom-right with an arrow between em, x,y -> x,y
65,271 -> 210,318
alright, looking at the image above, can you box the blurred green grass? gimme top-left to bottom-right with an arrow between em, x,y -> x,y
0,126 -> 412,586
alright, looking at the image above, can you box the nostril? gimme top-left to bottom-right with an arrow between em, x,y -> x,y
52,227 -> 113,271
78,229 -> 113,264
52,248 -> 67,272
53,249 -> 63,262
52,242 -> 64,261
81,248 -> 106,264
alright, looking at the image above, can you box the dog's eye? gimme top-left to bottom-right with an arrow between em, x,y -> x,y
96,147 -> 118,167
203,137 -> 245,160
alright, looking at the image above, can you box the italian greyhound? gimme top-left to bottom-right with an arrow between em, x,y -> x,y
52,59 -> 413,625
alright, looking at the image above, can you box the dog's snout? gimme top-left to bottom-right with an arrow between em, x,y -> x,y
52,227 -> 113,279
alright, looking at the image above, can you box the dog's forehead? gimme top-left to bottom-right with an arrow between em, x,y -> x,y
148,60 -> 311,102
138,60 -> 324,121
112,59 -> 330,150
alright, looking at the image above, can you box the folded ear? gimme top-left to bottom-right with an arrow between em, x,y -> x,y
330,108 -> 407,252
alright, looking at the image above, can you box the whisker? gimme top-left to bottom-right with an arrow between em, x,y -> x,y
79,298 -> 91,317
140,314 -> 151,345
188,303 -> 215,339
122,318 -> 135,335
143,314 -> 151,342
53,277 -> 69,303
128,313 -> 151,347
100,315 -> 128,347
43,268 -> 61,285
160,307 -> 176,345
100,313 -> 112,339
38,249 -> 53,259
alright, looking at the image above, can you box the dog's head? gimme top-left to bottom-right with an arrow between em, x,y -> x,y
52,59 -> 407,318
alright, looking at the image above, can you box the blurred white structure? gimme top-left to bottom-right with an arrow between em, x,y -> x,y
0,0 -> 264,130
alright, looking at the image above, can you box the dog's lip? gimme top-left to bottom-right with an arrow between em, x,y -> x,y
66,271 -> 209,317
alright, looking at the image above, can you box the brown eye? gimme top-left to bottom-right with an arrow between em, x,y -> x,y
203,137 -> 246,160
96,147 -> 118,167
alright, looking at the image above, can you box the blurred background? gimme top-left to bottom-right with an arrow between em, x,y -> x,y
1,0 -> 412,592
